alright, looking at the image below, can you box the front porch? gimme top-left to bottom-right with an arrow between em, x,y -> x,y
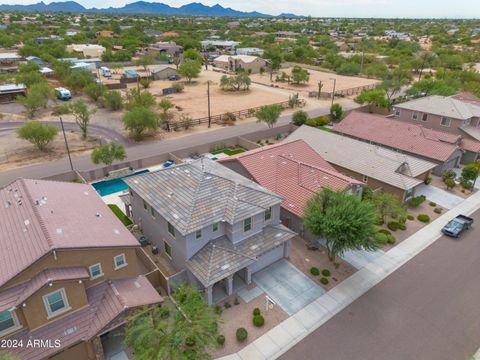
211,269 -> 251,304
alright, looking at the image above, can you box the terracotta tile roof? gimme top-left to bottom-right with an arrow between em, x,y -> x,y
0,179 -> 140,288
220,140 -> 362,217
334,112 -> 461,162
0,267 -> 89,312
451,92 -> 480,106
7,276 -> 161,360
460,138 -> 480,153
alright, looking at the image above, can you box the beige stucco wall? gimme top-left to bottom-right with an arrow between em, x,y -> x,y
393,108 -> 470,135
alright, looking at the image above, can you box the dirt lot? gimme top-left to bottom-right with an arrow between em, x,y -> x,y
250,67 -> 380,96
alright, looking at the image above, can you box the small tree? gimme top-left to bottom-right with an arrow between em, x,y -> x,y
220,73 -> 251,91
370,190 -> 406,223
292,110 -> 308,126
65,69 -> 94,93
158,98 -> 175,132
126,89 -> 156,110
17,121 -> 58,151
330,103 -> 344,121
17,83 -> 51,119
444,177 -> 456,190
104,90 -> 123,111
84,83 -> 105,103
178,60 -> 201,83
256,104 -> 283,129
123,106 -> 159,141
303,189 -> 379,262
291,66 -> 310,84
183,48 -> 203,63
91,141 -> 126,166
69,99 -> 96,140
135,56 -> 155,71
460,164 -> 479,191
355,88 -> 389,113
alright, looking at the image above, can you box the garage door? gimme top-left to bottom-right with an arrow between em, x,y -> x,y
250,245 -> 284,273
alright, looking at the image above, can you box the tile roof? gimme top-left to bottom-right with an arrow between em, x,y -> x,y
0,179 -> 140,288
394,95 -> 480,120
334,112 -> 461,162
124,159 -> 283,236
287,126 -> 437,191
0,267 -> 89,312
451,92 -> 480,106
460,126 -> 480,143
220,140 -> 363,217
460,137 -> 480,153
185,224 -> 296,287
7,276 -> 161,360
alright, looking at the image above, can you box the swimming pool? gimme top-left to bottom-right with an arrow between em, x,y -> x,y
92,169 -> 150,197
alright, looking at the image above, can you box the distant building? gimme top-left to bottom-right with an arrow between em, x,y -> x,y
65,29 -> 80,36
67,44 -> 106,58
213,55 -> 266,74
32,35 -> 64,44
96,30 -> 114,38
201,40 -> 240,51
0,83 -> 26,102
160,31 -> 179,39
0,52 -> 22,72
147,41 -> 183,58
236,47 -> 264,56
147,65 -> 178,80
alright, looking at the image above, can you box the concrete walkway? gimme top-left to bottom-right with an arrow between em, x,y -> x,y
416,183 -> 464,209
217,190 -> 480,360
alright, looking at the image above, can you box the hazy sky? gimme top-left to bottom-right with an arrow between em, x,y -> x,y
3,0 -> 480,18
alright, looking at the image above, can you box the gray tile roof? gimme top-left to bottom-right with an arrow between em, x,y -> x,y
125,159 -> 284,236
185,224 -> 296,287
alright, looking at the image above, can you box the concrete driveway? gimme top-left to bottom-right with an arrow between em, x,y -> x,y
252,259 -> 325,316
415,184 -> 464,209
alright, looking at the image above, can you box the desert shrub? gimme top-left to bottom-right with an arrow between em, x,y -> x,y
417,214 -> 430,223
217,335 -> 225,346
253,307 -> 261,316
375,232 -> 388,244
407,214 -> 414,220
374,217 -> 385,225
322,269 -> 331,277
253,315 -> 265,327
305,118 -> 319,127
424,176 -> 432,184
224,301 -> 231,309
429,201 -> 436,207
387,221 -> 400,231
172,82 -> 185,93
408,195 -> 426,208
214,305 -> 223,315
320,277 -> 329,285
442,169 -> 456,182
316,116 -> 330,126
386,234 -> 396,244
398,223 -> 406,230
378,229 -> 391,235
310,267 -> 320,276
159,306 -> 170,319
292,110 -> 308,126
234,297 -> 240,305
51,104 -> 71,115
276,133 -> 284,140
434,207 -> 442,214
236,328 -> 248,342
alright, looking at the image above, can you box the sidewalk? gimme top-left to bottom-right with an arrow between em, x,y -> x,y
218,190 -> 480,360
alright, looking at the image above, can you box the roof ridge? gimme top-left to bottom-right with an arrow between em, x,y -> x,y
213,244 -> 257,261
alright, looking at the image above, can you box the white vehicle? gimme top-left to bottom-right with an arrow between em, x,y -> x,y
100,66 -> 112,78
54,87 -> 72,101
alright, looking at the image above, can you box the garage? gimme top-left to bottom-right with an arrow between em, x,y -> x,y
250,243 -> 286,274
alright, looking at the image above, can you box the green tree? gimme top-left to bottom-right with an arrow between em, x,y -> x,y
104,90 -> 123,111
460,164 -> 479,190
91,141 -> 126,166
337,62 -> 361,76
17,82 -> 51,118
69,99 -> 96,140
158,98 -> 175,131
183,48 -> 203,63
135,56 -> 155,71
291,66 -> 310,84
256,104 -> 283,128
355,88 -> 389,113
16,69 -> 45,88
124,284 -> 219,360
178,60 -> 201,83
330,103 -> 344,121
370,190 -> 406,223
303,189 -> 379,262
16,121 -> 58,151
126,89 -> 156,110
292,110 -> 308,126
407,78 -> 457,97
65,69 -> 95,93
381,67 -> 412,106
123,106 -> 159,141
84,83 -> 105,103
219,73 -> 251,91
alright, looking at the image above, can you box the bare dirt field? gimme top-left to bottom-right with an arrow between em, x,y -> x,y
250,67 -> 380,96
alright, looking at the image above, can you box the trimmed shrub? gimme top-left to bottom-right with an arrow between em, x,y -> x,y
424,176 -> 432,185
305,118 -> 319,127
387,221 -> 400,231
375,232 -> 388,245
320,277 -> 329,285
292,110 -> 308,126
214,305 -> 223,315
398,223 -> 406,231
408,195 -> 426,208
429,201 -> 437,207
434,207 -> 442,214
253,307 -> 261,316
236,328 -> 248,342
224,301 -> 231,309
374,217 -> 385,225
407,214 -> 414,220
310,267 -> 320,276
417,214 -> 430,223
253,315 -> 265,327
217,335 -> 225,346
321,269 -> 331,277
386,234 -> 396,244
378,229 -> 392,235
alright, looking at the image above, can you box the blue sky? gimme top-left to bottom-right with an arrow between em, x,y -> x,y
4,0 -> 480,18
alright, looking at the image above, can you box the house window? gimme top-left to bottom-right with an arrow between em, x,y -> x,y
405,187 -> 414,200
243,217 -> 252,232
0,310 -> 19,335
89,263 -> 103,279
164,241 -> 172,258
412,111 -> 418,120
114,254 -> 127,270
421,113 -> 428,121
441,117 -> 451,127
463,119 -> 471,126
394,108 -> 400,117
143,201 -> 148,211
43,289 -> 69,318
195,229 -> 202,240
167,222 -> 175,237
151,207 -> 156,218
212,222 -> 219,232
363,175 -> 369,183
264,207 -> 272,222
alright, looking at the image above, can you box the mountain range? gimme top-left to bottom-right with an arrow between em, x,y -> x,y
0,1 -> 302,18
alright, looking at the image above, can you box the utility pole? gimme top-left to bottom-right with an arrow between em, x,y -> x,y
317,81 -> 323,100
330,78 -> 337,108
59,117 -> 74,171
207,81 -> 211,128
360,50 -> 365,75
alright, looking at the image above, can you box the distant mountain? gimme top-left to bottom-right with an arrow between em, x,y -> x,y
0,1 -> 301,17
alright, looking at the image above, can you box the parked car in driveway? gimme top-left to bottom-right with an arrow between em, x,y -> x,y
441,215 -> 473,238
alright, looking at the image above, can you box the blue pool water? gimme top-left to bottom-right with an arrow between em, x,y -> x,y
92,169 -> 150,196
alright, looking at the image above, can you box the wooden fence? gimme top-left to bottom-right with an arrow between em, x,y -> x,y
308,83 -> 377,98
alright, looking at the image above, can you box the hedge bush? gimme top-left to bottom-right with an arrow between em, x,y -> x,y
253,315 -> 265,327
398,223 -> 406,231
408,195 -> 426,208
320,277 -> 329,285
378,229 -> 391,235
253,307 -> 261,316
387,221 -> 400,231
386,234 -> 396,244
224,301 -> 231,309
322,269 -> 331,277
217,335 -> 225,346
236,328 -> 248,342
375,232 -> 388,245
310,267 -> 320,276
407,214 -> 414,220
434,207 -> 442,214
429,201 -> 437,207
417,214 -> 430,223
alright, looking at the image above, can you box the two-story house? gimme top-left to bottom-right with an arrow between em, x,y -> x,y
0,179 -> 162,360
124,159 -> 296,304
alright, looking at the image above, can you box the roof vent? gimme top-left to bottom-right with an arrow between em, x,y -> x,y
172,213 -> 179,219
221,264 -> 230,270
95,213 -> 101,218
24,219 -> 30,226
134,281 -> 141,288
56,228 -> 63,235
275,233 -> 282,238
114,229 -> 120,235
250,244 -> 258,250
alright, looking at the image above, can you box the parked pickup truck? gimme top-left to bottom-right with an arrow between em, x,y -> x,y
441,215 -> 474,238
